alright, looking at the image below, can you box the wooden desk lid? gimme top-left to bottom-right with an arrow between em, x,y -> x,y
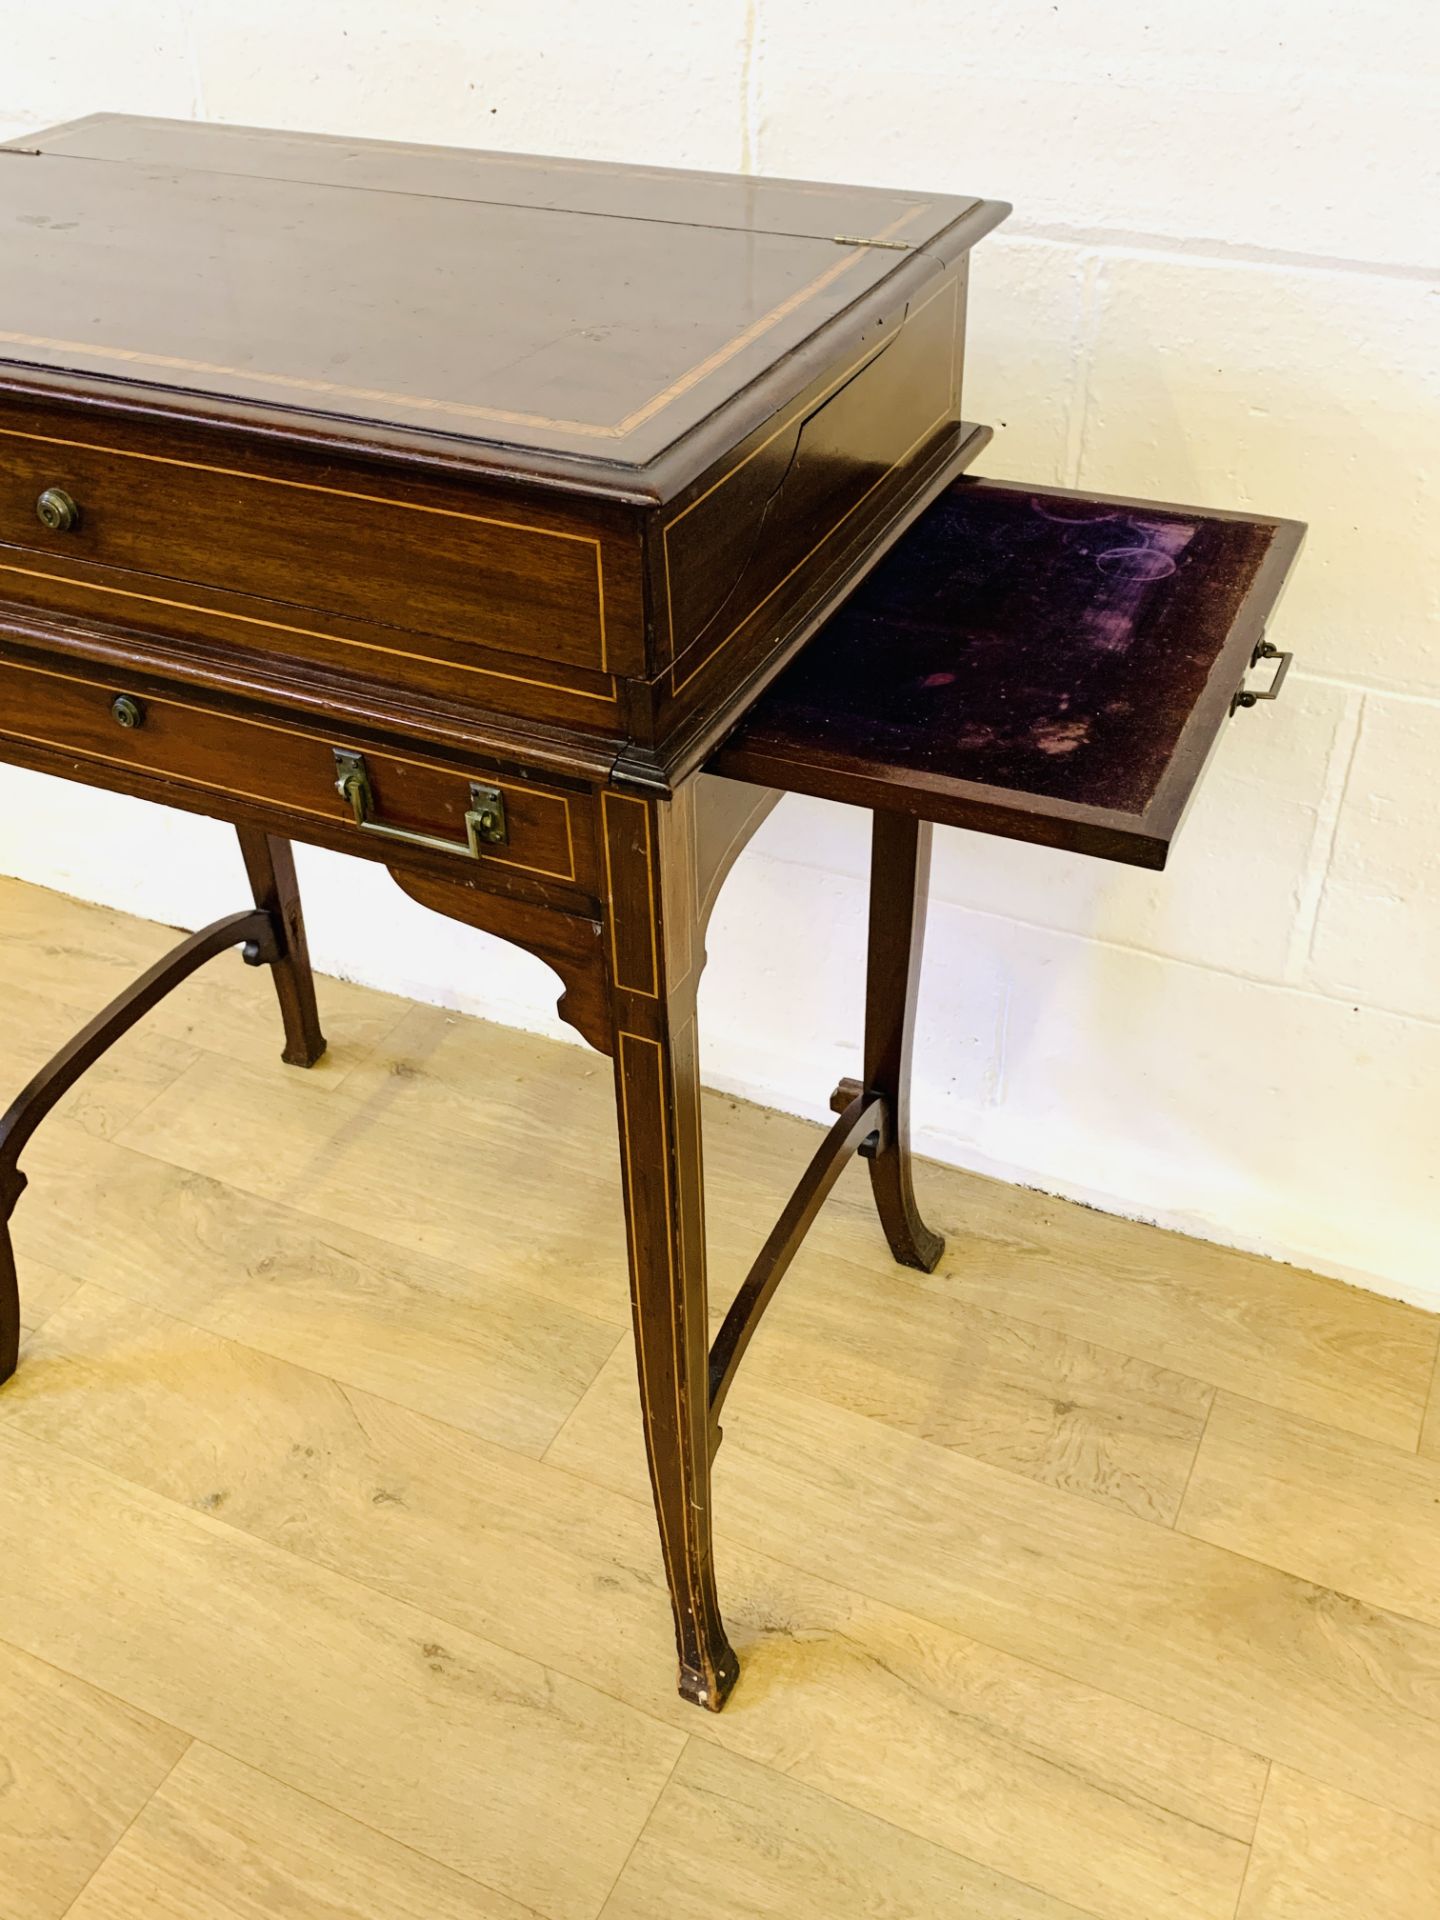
713,476 -> 1306,868
0,115 -> 1005,494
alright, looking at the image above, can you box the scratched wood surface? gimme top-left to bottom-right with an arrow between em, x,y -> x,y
2,873 -> 1439,1920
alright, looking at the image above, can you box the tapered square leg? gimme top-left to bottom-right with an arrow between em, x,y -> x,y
603,787 -> 739,1710
236,828 -> 327,1068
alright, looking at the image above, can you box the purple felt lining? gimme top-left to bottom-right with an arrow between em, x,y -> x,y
748,481 -> 1274,815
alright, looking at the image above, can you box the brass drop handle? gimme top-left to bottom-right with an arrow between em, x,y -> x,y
35,487 -> 81,533
333,749 -> 507,858
1231,637 -> 1293,713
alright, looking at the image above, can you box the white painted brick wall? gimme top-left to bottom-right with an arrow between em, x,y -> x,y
2,2 -> 1436,1305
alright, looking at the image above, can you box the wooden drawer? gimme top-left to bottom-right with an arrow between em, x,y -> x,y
713,477 -> 1306,869
0,407 -> 636,708
0,651 -> 586,888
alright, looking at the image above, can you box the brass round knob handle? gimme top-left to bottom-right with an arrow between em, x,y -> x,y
110,694 -> 145,731
35,487 -> 81,533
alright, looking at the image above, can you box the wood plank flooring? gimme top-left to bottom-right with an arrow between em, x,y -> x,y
2,875 -> 1438,1920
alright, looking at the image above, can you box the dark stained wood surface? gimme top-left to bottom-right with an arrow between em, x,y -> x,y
0,116 -> 1303,1719
659,273 -> 965,674
600,780 -> 738,1708
0,403 -> 622,675
389,866 -> 612,1056
0,649 -> 591,895
236,827 -> 328,1070
0,119 -> 1002,772
853,810 -> 945,1271
713,477 -> 1306,868
0,115 -> 1005,487
20,115 -> 976,241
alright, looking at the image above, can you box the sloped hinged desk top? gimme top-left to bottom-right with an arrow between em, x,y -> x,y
0,115 -> 1007,790
0,115 -> 993,481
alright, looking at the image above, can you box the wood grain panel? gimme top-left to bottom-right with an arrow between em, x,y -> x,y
0,875 -> 411,1083
66,1744 -> 536,1920
922,1176 -> 1436,1448
1,122 -> 997,476
601,1742 -> 1094,1920
0,416 -> 614,672
13,1259 -> 78,1337
113,1051 -> 633,1326
0,656 -> 587,888
1236,1768 -> 1440,1920
35,115 -> 952,248
1178,1391 -> 1440,1627
6,1283 -> 1265,1920
0,1424 -> 682,1920
551,1346 -> 1440,1832
0,975 -> 199,1143
334,1002 -> 1213,1519
5,881 -> 1440,1920
0,563 -> 622,730
1422,1356 -> 1440,1460
13,1125 -> 622,1457
0,1636 -> 187,1920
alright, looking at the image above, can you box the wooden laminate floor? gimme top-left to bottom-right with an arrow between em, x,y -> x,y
2,874 -> 1439,1920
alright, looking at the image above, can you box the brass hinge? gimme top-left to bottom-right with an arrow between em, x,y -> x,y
831,233 -> 914,250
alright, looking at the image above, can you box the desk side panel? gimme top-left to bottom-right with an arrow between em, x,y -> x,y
0,391 -> 647,731
634,260 -> 971,767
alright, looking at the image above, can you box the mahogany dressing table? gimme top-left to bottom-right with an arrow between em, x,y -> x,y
0,117 -> 1302,1711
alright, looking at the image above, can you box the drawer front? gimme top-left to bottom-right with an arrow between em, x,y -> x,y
0,412 -> 632,682
0,652 -> 587,888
